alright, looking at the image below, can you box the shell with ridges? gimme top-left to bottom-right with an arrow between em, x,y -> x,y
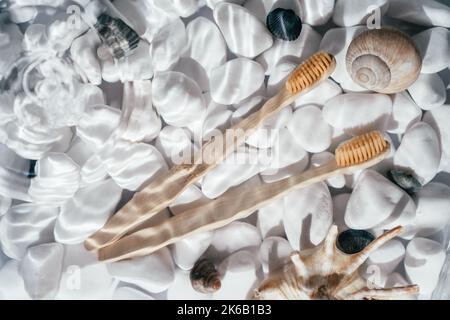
337,229 -> 375,254
345,28 -> 422,94
266,8 -> 302,41
254,225 -> 419,300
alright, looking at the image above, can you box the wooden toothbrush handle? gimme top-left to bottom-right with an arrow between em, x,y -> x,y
97,162 -> 339,262
85,90 -> 296,251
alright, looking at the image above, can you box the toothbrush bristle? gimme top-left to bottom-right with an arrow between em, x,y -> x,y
335,131 -> 389,167
286,52 -> 336,94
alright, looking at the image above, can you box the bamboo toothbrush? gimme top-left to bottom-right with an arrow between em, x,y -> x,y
85,51 -> 337,251
97,131 -> 391,262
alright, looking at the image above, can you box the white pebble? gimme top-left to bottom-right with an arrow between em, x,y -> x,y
210,58 -> 265,105
155,126 -> 196,166
386,92 -> 422,134
170,185 -> 207,216
299,0 -> 335,26
295,79 -> 342,108
172,57 -> 209,93
413,27 -> 450,74
283,182 -> 333,251
393,122 -> 441,184
408,73 -> 447,110
0,260 -> 30,299
345,170 -> 416,230
367,239 -> 405,274
332,193 -> 351,231
107,248 -> 175,294
79,154 -> 108,187
0,195 -> 12,216
405,238 -> 445,295
310,152 -> 346,189
323,93 -> 392,135
287,105 -> 333,153
423,105 -> 450,170
70,30 -> 102,85
266,59 -> 297,97
112,286 -> 155,300
171,231 -> 213,270
152,0 -> 201,18
166,269 -> 212,300
214,3 -> 273,58
257,198 -> 285,239
387,0 -> 450,28
333,0 -> 389,27
259,237 -> 292,274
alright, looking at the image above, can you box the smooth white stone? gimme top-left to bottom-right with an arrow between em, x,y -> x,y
0,23 -> 23,76
208,222 -> 262,259
243,0 -> 278,21
257,198 -> 285,239
172,57 -> 209,93
332,193 -> 351,232
170,185 -> 208,216
266,59 -> 297,97
259,237 -> 292,274
151,18 -> 187,72
214,249 -> 261,300
153,0 -> 201,18
0,260 -> 30,300
322,93 -> 392,135
0,195 -> 11,216
79,154 -> 108,187
210,58 -> 265,105
119,81 -> 161,143
260,128 -> 309,183
99,140 -> 168,191
0,247 -> 9,271
394,122 -> 441,184
54,179 -> 122,244
413,27 -> 450,74
184,17 -> 227,75
171,231 -> 213,270
287,105 -> 333,153
0,144 -> 31,201
423,105 -> 450,170
112,286 -> 155,300
166,269 -> 212,300
0,203 -> 59,260
201,99 -> 233,140
333,0 -> 389,27
207,0 -> 246,10
405,238 -> 446,295
299,0 -> 335,26
19,243 -> 64,300
107,248 -> 175,293
283,182 -> 333,251
387,92 -> 422,134
387,0 -> 450,28
28,153 -> 80,205
201,148 -> 263,198
257,24 -> 322,75
155,126 -> 196,167
408,73 -> 446,110
214,3 -> 273,58
153,71 -> 206,127
294,79 -> 343,108
70,30 -> 102,85
367,239 -> 405,274
76,104 -> 121,152
310,152 -> 346,189
65,137 -> 94,168
319,26 -> 368,92
345,170 -> 416,230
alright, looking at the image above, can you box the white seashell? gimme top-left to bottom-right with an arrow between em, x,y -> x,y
184,17 -> 227,75
345,170 -> 416,230
155,126 -> 196,167
322,93 -> 392,135
332,193 -> 351,232
413,27 -> 450,74
333,0 -> 389,27
257,24 -> 322,75
0,260 -> 30,300
152,0 -> 201,18
408,73 -> 447,110
113,286 -> 155,300
19,243 -> 64,300
259,237 -> 292,274
387,0 -> 450,28
28,153 -> 80,205
367,239 -> 405,274
287,105 -> 333,153
98,139 -> 168,191
310,152 -> 346,189
294,79 -> 342,108
0,203 -> 59,260
106,248 -> 175,293
283,182 -> 333,251
118,81 -> 161,143
153,71 -> 206,128
393,122 -> 441,184
213,2 -> 273,58
151,18 -> 187,72
54,179 -> 122,245
76,104 -> 121,152
171,231 -> 213,270
404,238 -> 445,295
208,222 -> 262,259
387,92 -> 422,134
257,198 -> 285,239
214,249 -> 262,300
298,0 -> 335,26
423,105 -> 450,171
209,58 -> 265,105
70,30 -> 102,85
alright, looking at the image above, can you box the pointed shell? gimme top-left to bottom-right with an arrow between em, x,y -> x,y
266,8 -> 302,41
345,28 -> 422,94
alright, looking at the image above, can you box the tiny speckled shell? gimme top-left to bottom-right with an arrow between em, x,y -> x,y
266,8 -> 302,41
337,229 -> 375,254
387,169 -> 422,193
190,259 -> 221,294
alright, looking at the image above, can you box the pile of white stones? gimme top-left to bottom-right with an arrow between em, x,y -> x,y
0,0 -> 449,300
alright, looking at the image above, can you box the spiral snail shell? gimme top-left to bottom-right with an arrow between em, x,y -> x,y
346,28 -> 422,94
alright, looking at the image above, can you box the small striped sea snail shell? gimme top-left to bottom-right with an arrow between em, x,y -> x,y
346,28 -> 422,94
190,258 -> 221,294
266,8 -> 302,41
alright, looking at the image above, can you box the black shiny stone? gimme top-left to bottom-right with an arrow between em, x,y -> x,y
337,229 -> 375,254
